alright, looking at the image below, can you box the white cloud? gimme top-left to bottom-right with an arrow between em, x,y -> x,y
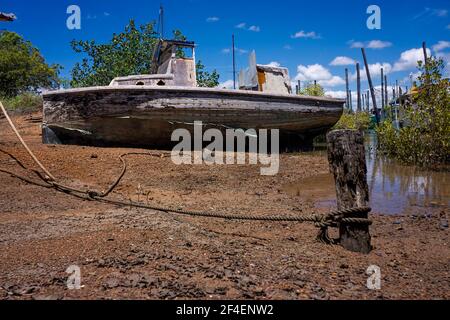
353,62 -> 392,81
221,47 -> 248,55
433,9 -> 448,17
435,51 -> 450,61
435,51 -> 450,76
348,40 -> 364,48
325,90 -> 348,99
283,45 -> 292,50
295,64 -> 332,81
366,40 -> 393,49
319,76 -> 345,87
217,80 -> 235,89
295,64 -> 344,87
402,71 -> 421,85
326,86 -> 397,111
206,17 -> 220,22
432,41 -> 450,52
291,30 -> 321,39
236,22 -> 261,32
349,40 -> 392,49
330,56 -> 355,66
104,12 -> 110,17
414,8 -> 448,20
392,48 -> 431,71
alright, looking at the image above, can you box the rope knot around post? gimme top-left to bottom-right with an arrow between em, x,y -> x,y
315,207 -> 372,245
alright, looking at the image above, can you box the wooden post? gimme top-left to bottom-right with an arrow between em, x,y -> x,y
356,63 -> 362,112
349,90 -> 353,111
232,34 -> 236,89
422,41 -> 428,67
361,48 -> 379,123
366,91 -> 369,113
381,68 -> 385,120
367,91 -> 370,113
384,75 -> 388,107
327,130 -> 372,254
361,93 -> 365,111
345,68 -> 350,110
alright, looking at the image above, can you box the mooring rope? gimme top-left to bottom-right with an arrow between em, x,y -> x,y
0,101 -> 372,244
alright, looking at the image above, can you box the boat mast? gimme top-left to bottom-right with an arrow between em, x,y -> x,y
232,34 -> 236,89
158,4 -> 164,39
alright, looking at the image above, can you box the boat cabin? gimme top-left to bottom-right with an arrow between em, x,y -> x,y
110,39 -> 197,87
238,51 -> 292,95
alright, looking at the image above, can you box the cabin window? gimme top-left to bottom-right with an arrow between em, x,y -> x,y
136,81 -> 145,85
176,47 -> 193,59
157,80 -> 166,86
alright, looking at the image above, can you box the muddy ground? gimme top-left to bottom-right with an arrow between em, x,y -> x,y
0,112 -> 448,300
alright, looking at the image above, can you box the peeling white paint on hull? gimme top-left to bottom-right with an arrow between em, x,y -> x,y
43,86 -> 344,150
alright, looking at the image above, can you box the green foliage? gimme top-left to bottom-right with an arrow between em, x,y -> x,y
377,56 -> 450,167
70,20 -> 218,88
70,20 -> 159,87
334,111 -> 371,131
196,60 -> 219,88
1,93 -> 43,111
0,31 -> 60,97
299,83 -> 324,97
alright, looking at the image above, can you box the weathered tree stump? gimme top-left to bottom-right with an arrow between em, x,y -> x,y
327,130 -> 372,254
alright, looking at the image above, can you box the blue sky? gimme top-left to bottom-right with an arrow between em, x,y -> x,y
2,0 -> 449,101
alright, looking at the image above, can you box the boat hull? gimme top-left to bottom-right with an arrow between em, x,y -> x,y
42,86 -> 344,150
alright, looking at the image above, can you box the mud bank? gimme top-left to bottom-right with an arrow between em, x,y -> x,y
0,113 -> 448,300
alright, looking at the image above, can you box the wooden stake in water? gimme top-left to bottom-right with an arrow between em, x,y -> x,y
381,68 -> 385,119
345,68 -> 350,110
356,63 -> 362,112
361,48 -> 379,123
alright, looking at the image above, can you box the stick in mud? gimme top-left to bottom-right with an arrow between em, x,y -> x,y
327,130 -> 372,254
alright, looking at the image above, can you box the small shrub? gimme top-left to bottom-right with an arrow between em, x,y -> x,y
1,93 -> 43,112
377,56 -> 450,167
333,111 -> 371,131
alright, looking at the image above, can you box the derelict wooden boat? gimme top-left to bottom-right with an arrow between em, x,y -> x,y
42,40 -> 344,150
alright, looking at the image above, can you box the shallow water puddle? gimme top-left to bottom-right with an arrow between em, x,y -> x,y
283,136 -> 449,215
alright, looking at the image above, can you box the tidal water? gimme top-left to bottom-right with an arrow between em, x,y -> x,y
283,133 -> 449,215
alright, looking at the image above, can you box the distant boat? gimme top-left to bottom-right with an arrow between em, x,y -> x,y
43,39 -> 344,151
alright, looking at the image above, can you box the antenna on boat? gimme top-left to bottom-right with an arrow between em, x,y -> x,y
158,4 -> 164,39
232,34 -> 236,89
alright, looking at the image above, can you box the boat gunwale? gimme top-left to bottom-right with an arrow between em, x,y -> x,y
43,85 -> 345,104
